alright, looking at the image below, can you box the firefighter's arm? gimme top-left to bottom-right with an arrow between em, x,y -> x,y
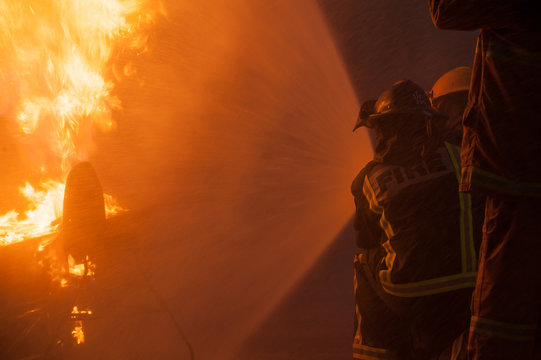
353,194 -> 382,249
428,0 -> 525,31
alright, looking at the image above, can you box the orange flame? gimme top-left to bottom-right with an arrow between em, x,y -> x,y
68,254 -> 85,277
71,306 -> 93,344
72,320 -> 85,345
0,1 -> 165,246
0,181 -> 64,245
67,254 -> 96,277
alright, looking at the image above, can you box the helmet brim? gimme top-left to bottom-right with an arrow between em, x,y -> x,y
368,107 -> 445,121
353,107 -> 446,131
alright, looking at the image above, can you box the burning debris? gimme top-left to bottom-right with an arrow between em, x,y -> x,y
36,162 -> 103,353
71,320 -> 85,345
71,307 -> 93,345
0,0 -> 166,246
0,1 -> 165,357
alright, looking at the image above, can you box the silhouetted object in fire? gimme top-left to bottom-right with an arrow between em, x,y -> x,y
0,162 -> 105,359
1,162 -> 195,359
429,2 -> 541,359
429,66 -> 472,136
54,162 -> 103,358
62,161 -> 106,264
64,162 -> 195,359
351,80 -> 485,359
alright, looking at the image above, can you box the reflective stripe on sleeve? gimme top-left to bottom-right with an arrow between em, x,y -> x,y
353,343 -> 400,360
470,316 -> 537,341
354,256 -> 362,343
362,177 -> 395,239
379,271 -> 477,297
486,40 -> 541,67
446,143 -> 477,273
445,142 -> 461,183
461,166 -> 541,197
379,240 -> 396,284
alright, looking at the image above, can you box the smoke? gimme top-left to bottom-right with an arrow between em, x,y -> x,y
87,0 -> 368,358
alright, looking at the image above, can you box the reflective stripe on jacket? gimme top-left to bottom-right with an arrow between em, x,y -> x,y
470,316 -> 537,342
352,143 -> 483,297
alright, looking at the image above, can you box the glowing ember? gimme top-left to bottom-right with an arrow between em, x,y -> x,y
68,254 -> 96,277
104,193 -> 126,219
68,255 -> 85,277
0,0 -> 164,246
71,306 -> 93,318
71,306 -> 93,345
72,320 -> 85,345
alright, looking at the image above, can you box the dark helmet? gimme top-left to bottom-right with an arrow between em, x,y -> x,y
353,80 -> 444,131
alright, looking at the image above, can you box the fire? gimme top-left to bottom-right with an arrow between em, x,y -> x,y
68,254 -> 86,277
71,304 -> 93,345
0,180 -> 125,246
0,180 -> 64,245
68,254 -> 96,277
0,1 -> 165,246
71,306 -> 93,318
72,320 -> 85,345
104,193 -> 125,219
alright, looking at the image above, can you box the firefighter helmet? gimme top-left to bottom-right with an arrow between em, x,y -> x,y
430,66 -> 471,104
353,80 -> 442,131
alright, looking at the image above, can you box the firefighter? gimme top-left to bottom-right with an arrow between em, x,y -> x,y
429,66 -> 472,135
429,2 -> 541,359
351,80 -> 484,359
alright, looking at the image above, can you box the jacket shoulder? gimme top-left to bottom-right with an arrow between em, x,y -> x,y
351,162 -> 377,196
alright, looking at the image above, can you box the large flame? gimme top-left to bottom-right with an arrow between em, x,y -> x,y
0,1 -> 165,246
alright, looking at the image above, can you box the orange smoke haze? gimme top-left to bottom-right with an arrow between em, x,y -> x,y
86,0 -> 369,358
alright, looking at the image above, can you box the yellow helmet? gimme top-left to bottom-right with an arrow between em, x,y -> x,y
430,66 -> 472,104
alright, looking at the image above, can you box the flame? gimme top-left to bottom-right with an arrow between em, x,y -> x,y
0,0 -> 164,246
71,306 -> 93,317
72,320 -> 85,345
71,306 -> 93,345
68,254 -> 85,277
42,252 -> 96,288
0,181 -> 125,246
68,254 -> 96,277
104,193 -> 126,219
0,180 -> 64,246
